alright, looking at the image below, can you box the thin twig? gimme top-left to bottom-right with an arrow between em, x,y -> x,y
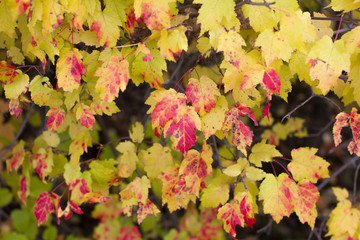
314,95 -> 342,112
222,139 -> 237,159
318,155 -> 359,191
211,135 -> 223,169
257,217 -> 273,235
0,103 -> 35,161
282,92 -> 315,123
311,16 -> 360,22
353,163 -> 360,202
236,0 -> 275,8
307,119 -> 335,138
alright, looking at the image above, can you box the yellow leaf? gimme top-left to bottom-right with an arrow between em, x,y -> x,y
7,46 -> 24,65
200,183 -> 229,208
194,0 -> 237,35
328,0 -> 360,12
201,95 -> 228,139
142,143 -> 173,179
4,73 -> 29,99
242,1 -> 277,32
129,122 -> 144,143
311,12 -> 333,39
249,140 -> 282,167
217,30 -> 246,68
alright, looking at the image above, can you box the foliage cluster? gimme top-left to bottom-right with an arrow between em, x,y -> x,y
0,0 -> 360,239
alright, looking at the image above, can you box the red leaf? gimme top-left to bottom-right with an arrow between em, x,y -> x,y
46,107 -> 65,132
263,102 -> 270,120
262,68 -> 281,95
164,107 -> 201,154
69,201 -> 83,215
217,203 -> 243,238
333,108 -> 360,155
0,61 -> 18,84
9,98 -> 22,117
34,192 -> 54,225
235,104 -> 258,126
18,175 -> 29,204
76,104 -> 96,129
7,140 -> 25,172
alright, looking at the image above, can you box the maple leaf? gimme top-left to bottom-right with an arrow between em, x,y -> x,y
342,26 -> 360,55
217,30 -> 246,69
6,140 -> 25,172
18,175 -> 29,204
255,29 -> 293,66
164,106 -> 201,154
307,36 -> 350,94
69,178 -> 90,204
235,191 -> 256,228
201,95 -> 228,139
76,104 -> 96,130
56,47 -> 85,92
186,75 -> 220,116
116,141 -> 138,178
327,188 -> 360,238
329,0 -> 360,12
159,165 -> 196,212
242,1 -> 277,32
262,68 -> 281,96
200,183 -> 229,208
131,43 -> 167,88
248,140 -> 282,167
292,181 -> 320,229
288,147 -> 330,183
129,122 -> 144,143
137,199 -> 160,224
194,0 -> 237,35
333,108 -> 360,156
29,76 -> 55,106
95,56 -> 130,102
134,0 -> 173,31
33,148 -> 54,182
34,192 -> 54,225
120,176 -> 151,216
259,173 -> 295,223
179,146 -> 213,196
9,98 -> 22,117
0,61 -> 19,84
142,143 -> 173,179
46,107 -> 65,132
158,26 -> 188,62
4,73 -> 29,99
217,203 -> 243,238
146,89 -> 187,137
222,106 -> 254,156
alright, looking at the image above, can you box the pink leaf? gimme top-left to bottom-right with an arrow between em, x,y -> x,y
34,192 -> 54,225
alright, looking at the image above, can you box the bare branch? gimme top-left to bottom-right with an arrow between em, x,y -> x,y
282,92 -> 315,123
353,162 -> 360,202
236,0 -> 275,8
318,155 -> 359,191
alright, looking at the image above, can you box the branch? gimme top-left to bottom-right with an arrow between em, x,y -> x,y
353,162 -> 360,202
282,92 -> 315,123
0,103 -> 35,162
318,155 -> 359,191
236,0 -> 275,8
311,16 -> 360,22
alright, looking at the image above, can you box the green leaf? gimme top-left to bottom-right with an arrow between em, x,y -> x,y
0,188 -> 12,207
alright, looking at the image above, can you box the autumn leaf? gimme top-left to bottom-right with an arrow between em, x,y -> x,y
186,75 -> 220,116
201,95 -> 228,139
120,176 -> 151,216
234,191 -> 256,228
33,148 -> 54,182
157,26 -> 188,62
56,47 -> 85,92
146,88 -> 187,136
292,181 -> 320,229
134,0 -> 173,31
116,141 -> 138,178
288,147 -> 330,183
46,107 -> 65,132
333,108 -> 360,156
262,68 -> 281,96
95,55 -> 130,102
92,195 -> 123,220
222,106 -> 254,156
194,0 -> 237,35
129,122 -> 144,143
137,199 -> 160,224
4,73 -> 29,99
178,145 -> 213,196
217,30 -> 246,69
0,61 -> 19,84
200,183 -> 229,208
259,173 -> 295,223
142,143 -> 173,179
18,175 -> 29,204
6,140 -> 25,172
327,188 -> 360,238
34,192 -> 54,225
164,106 -> 201,154
159,165 -> 196,212
217,203 -> 243,238
9,98 -> 22,117
76,104 -> 96,130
